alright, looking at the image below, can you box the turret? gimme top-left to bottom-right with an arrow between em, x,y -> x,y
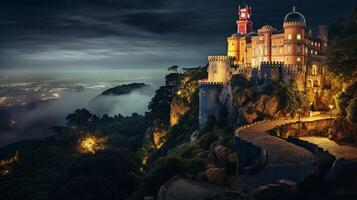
207,56 -> 234,84
227,33 -> 241,63
258,25 -> 276,62
319,25 -> 328,53
236,5 -> 253,35
283,6 -> 306,65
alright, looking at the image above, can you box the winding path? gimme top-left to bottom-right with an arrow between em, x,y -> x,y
235,116 -> 331,189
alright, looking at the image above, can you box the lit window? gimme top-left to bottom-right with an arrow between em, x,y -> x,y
297,57 -> 301,62
312,65 -> 317,75
315,51 -> 318,55
287,45 -> 291,53
288,34 -> 292,40
297,34 -> 302,40
305,47 -> 308,53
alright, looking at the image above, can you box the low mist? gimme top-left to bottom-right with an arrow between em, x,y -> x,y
0,86 -> 156,147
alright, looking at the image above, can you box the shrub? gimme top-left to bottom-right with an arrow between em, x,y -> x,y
134,157 -> 185,198
168,143 -> 203,159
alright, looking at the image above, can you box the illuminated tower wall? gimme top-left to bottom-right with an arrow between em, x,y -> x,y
283,21 -> 305,65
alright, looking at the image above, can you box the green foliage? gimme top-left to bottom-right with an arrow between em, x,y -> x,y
230,74 -> 254,89
266,80 -> 308,112
54,149 -> 140,200
168,143 -> 203,159
183,158 -> 206,174
66,108 -> 93,130
337,82 -> 357,122
148,85 -> 174,123
327,9 -> 357,80
347,97 -> 357,123
101,114 -> 149,151
197,129 -> 224,150
0,139 -> 78,200
134,156 -> 185,198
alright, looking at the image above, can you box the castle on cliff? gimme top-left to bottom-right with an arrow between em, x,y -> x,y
199,4 -> 329,127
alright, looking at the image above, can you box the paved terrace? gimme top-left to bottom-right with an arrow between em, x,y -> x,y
235,116 -> 331,189
300,137 -> 357,160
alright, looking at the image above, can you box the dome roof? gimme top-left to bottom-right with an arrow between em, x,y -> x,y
284,10 -> 306,24
260,25 -> 275,32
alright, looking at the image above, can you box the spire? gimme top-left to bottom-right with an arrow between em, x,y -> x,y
293,5 -> 296,12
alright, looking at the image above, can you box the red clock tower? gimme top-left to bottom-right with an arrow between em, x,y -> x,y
236,5 -> 253,35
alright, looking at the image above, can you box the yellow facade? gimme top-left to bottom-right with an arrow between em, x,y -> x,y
227,9 -> 327,68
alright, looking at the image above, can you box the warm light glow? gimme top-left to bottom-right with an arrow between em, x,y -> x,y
0,151 -> 19,176
329,105 -> 334,110
78,135 -> 107,154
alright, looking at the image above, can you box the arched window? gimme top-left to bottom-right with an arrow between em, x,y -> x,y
297,33 -> 302,40
313,80 -> 319,87
312,65 -> 318,75
307,80 -> 312,88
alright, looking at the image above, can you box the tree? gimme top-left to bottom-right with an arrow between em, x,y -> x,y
54,149 -> 140,200
66,108 -> 93,130
327,9 -> 357,81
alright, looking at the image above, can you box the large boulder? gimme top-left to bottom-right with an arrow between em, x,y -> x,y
170,96 -> 189,126
204,168 -> 226,185
213,144 -> 227,164
253,95 -> 280,117
157,177 -> 232,200
251,180 -> 296,200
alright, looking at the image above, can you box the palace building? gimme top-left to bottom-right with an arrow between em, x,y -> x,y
199,4 -> 329,127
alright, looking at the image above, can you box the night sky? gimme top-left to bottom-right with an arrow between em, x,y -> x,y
0,0 -> 356,69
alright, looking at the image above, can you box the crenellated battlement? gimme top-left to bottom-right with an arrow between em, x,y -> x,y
283,21 -> 306,27
208,56 -> 235,63
198,81 -> 224,87
260,61 -> 285,67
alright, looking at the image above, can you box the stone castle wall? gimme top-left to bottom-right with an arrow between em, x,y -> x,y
198,82 -> 224,128
207,56 -> 234,84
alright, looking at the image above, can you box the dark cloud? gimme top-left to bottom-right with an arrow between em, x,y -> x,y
0,0 -> 355,69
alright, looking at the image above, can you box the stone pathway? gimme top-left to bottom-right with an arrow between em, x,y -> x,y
235,116 -> 331,189
158,177 -> 248,200
300,136 -> 357,160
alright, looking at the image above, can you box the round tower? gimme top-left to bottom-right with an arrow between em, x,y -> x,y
227,33 -> 241,63
258,25 -> 276,62
283,6 -> 306,65
207,56 -> 234,84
